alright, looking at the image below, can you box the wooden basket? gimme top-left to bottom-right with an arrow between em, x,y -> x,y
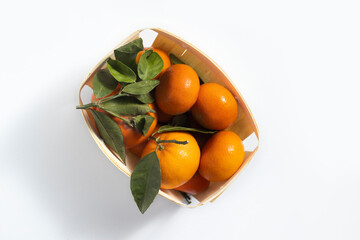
78,28 -> 259,207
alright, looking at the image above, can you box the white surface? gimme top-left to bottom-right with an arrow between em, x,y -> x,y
1,0 -> 360,239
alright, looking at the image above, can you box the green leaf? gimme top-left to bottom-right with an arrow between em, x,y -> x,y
89,109 -> 126,164
169,53 -> 184,65
137,50 -> 164,80
116,38 -> 143,53
114,38 -> 144,71
135,93 -> 154,104
130,151 -> 161,214
99,96 -> 155,116
92,69 -> 118,99
152,125 -> 216,136
122,80 -> 160,95
132,115 -> 155,136
107,58 -> 136,83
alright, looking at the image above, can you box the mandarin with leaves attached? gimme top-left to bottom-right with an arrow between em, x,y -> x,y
141,132 -> 200,189
112,103 -> 158,149
89,79 -> 158,149
89,94 -> 157,149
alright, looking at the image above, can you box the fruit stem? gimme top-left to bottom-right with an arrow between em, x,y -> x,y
157,144 -> 165,151
76,103 -> 97,109
180,192 -> 192,204
104,110 -> 133,126
151,137 -> 189,151
77,101 -> 134,128
157,139 -> 189,145
98,92 -> 125,103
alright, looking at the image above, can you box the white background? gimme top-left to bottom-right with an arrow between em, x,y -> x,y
1,0 -> 360,239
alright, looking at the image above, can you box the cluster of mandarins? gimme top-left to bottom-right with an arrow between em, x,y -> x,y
90,48 -> 245,197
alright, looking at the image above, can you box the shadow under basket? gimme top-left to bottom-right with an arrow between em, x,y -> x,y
78,28 -> 259,208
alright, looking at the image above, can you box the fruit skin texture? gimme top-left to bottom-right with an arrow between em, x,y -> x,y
136,48 -> 171,79
113,103 -> 158,149
191,83 -> 238,130
141,132 -> 200,189
199,131 -> 245,182
156,64 -> 200,115
175,172 -> 210,195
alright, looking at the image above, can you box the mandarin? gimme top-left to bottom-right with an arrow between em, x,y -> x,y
155,64 -> 200,115
191,83 -> 238,130
175,172 -> 210,195
141,132 -> 200,189
199,131 -> 245,182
